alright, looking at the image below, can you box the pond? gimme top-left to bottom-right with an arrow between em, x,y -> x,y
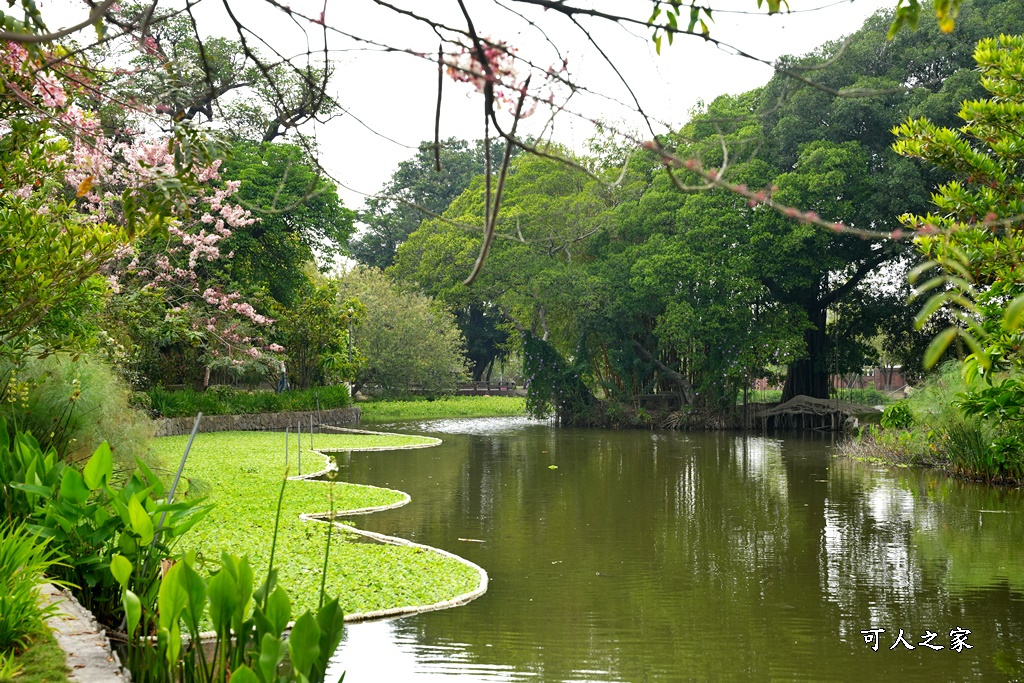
326,418 -> 1024,681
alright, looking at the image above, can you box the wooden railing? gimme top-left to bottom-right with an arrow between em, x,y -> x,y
457,381 -> 522,396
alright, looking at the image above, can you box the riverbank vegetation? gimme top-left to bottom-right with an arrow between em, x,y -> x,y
3,0 -> 1024,677
842,34 -> 1024,482
359,395 -> 527,422
849,364 -> 1024,484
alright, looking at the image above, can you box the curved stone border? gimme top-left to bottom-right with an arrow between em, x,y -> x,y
300,514 -> 489,622
289,427 -> 488,623
43,427 -> 487,669
40,584 -> 129,683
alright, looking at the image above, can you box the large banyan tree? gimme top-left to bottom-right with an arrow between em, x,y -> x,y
389,0 -> 1024,424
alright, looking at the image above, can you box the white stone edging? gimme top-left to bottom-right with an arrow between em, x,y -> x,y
40,584 -> 130,683
287,429 -> 488,622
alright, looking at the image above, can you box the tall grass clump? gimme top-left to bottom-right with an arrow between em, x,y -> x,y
0,524 -> 66,653
902,362 -> 980,427
0,354 -> 154,465
942,417 -> 993,474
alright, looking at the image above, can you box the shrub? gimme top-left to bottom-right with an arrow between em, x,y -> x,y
0,354 -> 154,466
0,429 -> 211,628
881,401 -> 915,430
0,524 -> 66,652
148,384 -> 352,418
334,267 -> 469,396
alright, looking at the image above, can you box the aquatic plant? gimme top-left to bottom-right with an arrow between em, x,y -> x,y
149,431 -> 482,616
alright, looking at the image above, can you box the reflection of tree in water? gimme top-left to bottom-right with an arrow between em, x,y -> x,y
337,428 -> 1024,681
825,458 -> 1024,674
828,459 -> 1024,594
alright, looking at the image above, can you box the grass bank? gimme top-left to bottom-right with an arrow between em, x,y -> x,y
743,387 -> 895,406
839,364 -> 1024,484
7,632 -> 69,683
149,431 -> 481,617
358,395 -> 526,422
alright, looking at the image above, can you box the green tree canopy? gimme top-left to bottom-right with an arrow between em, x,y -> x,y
219,142 -> 355,306
334,267 -> 469,396
351,138 -> 508,270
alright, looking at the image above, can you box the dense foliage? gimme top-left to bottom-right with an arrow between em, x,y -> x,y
335,267 -> 470,396
875,34 -> 1024,479
148,384 -> 352,418
384,0 -> 1024,424
0,354 -> 154,463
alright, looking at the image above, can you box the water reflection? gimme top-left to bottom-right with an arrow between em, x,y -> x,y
327,421 -> 1024,682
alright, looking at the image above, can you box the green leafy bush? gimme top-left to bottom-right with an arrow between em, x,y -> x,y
0,425 -> 63,523
881,401 -> 915,430
0,427 -> 210,627
334,266 -> 469,396
0,524 -> 66,653
148,384 -> 351,418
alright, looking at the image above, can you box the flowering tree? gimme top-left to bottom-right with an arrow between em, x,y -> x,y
101,155 -> 284,389
0,41 -> 132,362
0,36 -> 280,388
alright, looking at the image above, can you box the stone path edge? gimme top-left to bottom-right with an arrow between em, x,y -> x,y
40,584 -> 130,683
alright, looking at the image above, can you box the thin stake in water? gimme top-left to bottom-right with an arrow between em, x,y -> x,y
155,412 -> 202,544
319,483 -> 334,610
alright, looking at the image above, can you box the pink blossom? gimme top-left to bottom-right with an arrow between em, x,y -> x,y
34,72 -> 67,108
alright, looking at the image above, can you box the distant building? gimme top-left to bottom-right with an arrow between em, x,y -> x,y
751,366 -> 908,394
832,366 -> 907,392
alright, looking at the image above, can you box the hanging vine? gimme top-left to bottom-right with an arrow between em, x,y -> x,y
522,332 -> 595,424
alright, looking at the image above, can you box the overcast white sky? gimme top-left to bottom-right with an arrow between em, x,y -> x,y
295,0 -> 896,210
54,0 -> 895,209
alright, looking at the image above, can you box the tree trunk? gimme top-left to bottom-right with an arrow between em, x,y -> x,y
781,307 -> 830,401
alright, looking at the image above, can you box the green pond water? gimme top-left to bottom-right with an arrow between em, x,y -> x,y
327,417 -> 1024,682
